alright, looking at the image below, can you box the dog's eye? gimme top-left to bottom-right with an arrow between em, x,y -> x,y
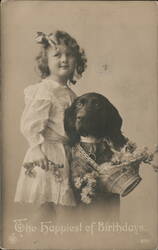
76,100 -> 84,108
76,102 -> 82,108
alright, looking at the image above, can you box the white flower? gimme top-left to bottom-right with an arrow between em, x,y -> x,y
35,32 -> 44,43
124,141 -> 137,153
74,177 -> 83,189
81,195 -> 91,204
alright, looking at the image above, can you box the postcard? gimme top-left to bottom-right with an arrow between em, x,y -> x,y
1,0 -> 158,249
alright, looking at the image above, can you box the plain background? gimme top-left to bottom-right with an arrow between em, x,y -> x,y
1,0 -> 158,249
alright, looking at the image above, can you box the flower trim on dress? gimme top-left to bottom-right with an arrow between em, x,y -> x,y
23,160 -> 64,183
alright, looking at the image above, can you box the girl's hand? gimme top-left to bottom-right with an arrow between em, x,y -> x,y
24,145 -> 49,171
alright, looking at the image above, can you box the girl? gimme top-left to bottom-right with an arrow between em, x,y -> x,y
14,30 -> 87,219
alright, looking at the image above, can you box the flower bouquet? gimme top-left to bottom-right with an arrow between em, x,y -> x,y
72,141 -> 157,204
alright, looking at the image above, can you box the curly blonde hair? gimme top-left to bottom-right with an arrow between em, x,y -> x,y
35,30 -> 87,84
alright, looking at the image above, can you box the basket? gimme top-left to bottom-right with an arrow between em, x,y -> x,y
74,144 -> 142,197
99,164 -> 142,197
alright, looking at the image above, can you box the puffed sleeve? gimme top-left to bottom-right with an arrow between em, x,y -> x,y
20,83 -> 52,148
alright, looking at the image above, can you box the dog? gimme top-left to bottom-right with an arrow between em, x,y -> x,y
64,92 -> 128,220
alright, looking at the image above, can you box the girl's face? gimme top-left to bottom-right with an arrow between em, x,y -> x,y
47,42 -> 76,83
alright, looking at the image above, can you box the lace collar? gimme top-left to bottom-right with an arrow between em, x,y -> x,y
42,78 -> 68,89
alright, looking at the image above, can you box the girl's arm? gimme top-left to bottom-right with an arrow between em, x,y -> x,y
21,84 -> 52,170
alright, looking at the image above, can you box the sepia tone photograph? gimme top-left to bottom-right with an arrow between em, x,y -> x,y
1,0 -> 158,249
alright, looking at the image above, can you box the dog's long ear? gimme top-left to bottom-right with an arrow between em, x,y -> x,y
106,102 -> 128,150
64,100 -> 80,146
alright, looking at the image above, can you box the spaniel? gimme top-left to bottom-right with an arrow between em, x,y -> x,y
64,93 -> 128,219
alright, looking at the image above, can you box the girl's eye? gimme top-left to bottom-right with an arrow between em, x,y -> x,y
53,53 -> 60,57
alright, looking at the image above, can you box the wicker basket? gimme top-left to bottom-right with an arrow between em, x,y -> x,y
99,164 -> 142,197
74,144 -> 142,197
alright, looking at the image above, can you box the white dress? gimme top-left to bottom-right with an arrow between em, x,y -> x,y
14,79 -> 77,206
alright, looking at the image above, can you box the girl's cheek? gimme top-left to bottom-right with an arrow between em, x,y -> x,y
69,56 -> 75,62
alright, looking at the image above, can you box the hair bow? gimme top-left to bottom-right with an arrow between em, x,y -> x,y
35,32 -> 56,47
